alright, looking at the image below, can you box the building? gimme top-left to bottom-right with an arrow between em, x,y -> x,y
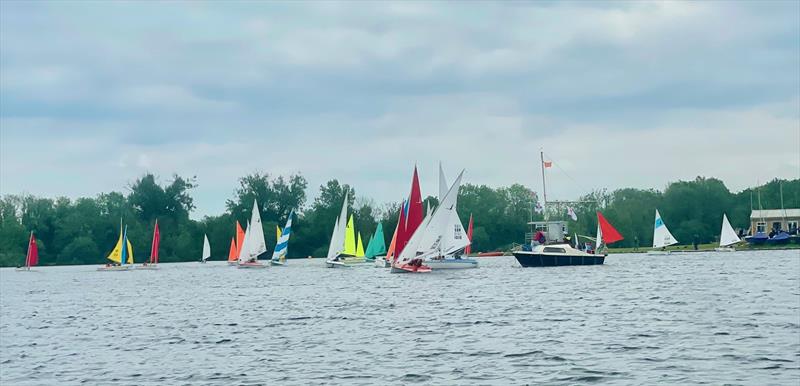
750,209 -> 800,234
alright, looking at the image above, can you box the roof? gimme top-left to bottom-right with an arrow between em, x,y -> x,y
750,209 -> 800,219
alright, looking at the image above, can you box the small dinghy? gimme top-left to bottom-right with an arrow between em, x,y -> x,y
714,213 -> 740,252
237,199 -> 268,269
270,210 -> 294,266
138,220 -> 161,270
98,221 -> 134,271
647,209 -> 679,255
325,191 -> 357,268
200,234 -> 211,264
15,232 -> 39,272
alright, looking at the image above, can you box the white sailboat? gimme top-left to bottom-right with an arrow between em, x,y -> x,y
715,213 -> 740,252
424,165 -> 477,269
201,234 -> 211,263
648,209 -> 679,255
394,170 -> 466,273
326,191 -> 350,268
238,199 -> 268,269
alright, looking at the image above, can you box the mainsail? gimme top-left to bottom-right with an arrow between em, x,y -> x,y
239,200 -> 267,263
326,191 -> 349,261
235,221 -> 245,258
652,209 -> 678,248
464,214 -> 473,255
227,237 -> 237,262
25,232 -> 38,268
596,211 -> 624,250
343,215 -> 357,256
403,170 -> 464,262
149,219 -> 160,264
719,213 -> 740,247
355,232 -> 365,257
202,234 -> 211,262
272,210 -> 294,262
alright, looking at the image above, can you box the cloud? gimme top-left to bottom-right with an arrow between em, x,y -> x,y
1,1 -> 798,217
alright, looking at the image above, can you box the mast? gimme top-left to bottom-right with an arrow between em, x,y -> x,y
540,150 -> 548,221
780,182 -> 786,228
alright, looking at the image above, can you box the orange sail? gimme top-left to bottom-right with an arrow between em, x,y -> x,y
385,220 -> 399,262
597,212 -> 624,245
227,237 -> 238,262
235,221 -> 245,258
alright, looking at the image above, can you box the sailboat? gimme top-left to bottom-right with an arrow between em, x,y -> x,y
238,199 -> 268,268
98,221 -> 134,271
270,210 -> 294,266
424,164 -> 477,269
393,170 -> 466,273
339,215 -> 367,265
228,221 -> 245,266
201,234 -> 211,263
715,213 -> 741,252
364,223 -> 387,262
326,190 -> 350,268
375,218 -> 399,268
138,220 -> 160,270
513,151 -> 623,267
16,232 -> 38,272
647,209 -> 679,255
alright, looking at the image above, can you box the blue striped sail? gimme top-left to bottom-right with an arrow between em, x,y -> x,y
272,210 -> 294,263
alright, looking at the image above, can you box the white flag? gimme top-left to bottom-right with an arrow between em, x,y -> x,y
567,207 -> 578,221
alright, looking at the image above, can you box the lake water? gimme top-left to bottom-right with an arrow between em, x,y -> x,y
1,251 -> 799,385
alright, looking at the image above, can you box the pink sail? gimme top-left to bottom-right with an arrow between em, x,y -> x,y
149,220 -> 160,264
26,232 -> 39,267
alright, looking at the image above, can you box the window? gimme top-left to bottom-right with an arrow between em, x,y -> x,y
788,221 -> 798,231
772,222 -> 782,231
543,247 -> 566,254
756,222 -> 766,233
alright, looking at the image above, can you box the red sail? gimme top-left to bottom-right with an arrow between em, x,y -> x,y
403,166 -> 424,245
597,212 -> 623,245
150,220 -> 160,264
464,214 -> 474,255
235,221 -> 245,258
394,200 -> 408,258
26,232 -> 39,267
227,237 -> 238,262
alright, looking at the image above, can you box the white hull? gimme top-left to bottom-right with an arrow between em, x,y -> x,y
270,260 -> 285,266
714,247 -> 736,252
227,261 -> 238,266
326,260 -> 348,268
237,262 -> 267,269
647,250 -> 672,255
15,267 -> 35,272
374,257 -> 391,268
136,264 -> 160,270
97,265 -> 132,271
425,258 -> 478,269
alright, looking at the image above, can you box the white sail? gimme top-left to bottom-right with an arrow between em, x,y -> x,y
414,170 -> 464,260
442,208 -> 470,255
240,200 -> 266,262
719,213 -> 740,247
202,234 -> 211,261
395,208 -> 433,266
326,191 -> 349,261
595,221 -> 602,251
439,162 -> 448,200
652,209 -> 678,248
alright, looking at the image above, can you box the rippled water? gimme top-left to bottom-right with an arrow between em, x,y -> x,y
1,250 -> 799,385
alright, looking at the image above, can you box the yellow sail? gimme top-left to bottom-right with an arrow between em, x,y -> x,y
276,225 -> 282,243
356,232 -> 365,257
106,234 -> 134,264
343,214 -> 356,255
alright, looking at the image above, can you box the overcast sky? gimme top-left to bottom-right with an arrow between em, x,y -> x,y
1,1 -> 798,218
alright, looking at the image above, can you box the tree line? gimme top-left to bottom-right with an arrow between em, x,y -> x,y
0,173 -> 796,266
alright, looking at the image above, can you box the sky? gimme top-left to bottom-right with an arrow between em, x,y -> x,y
1,1 -> 799,218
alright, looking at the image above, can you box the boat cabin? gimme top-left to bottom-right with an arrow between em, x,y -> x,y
525,220 -> 569,245
750,209 -> 800,235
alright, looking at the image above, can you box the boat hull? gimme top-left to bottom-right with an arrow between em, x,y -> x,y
237,262 -> 267,269
227,261 -> 238,266
270,260 -> 285,266
14,267 -> 35,272
714,247 -> 736,252
374,257 -> 391,268
646,250 -> 672,255
326,260 -> 349,268
513,251 -> 604,267
97,265 -> 132,271
477,252 -> 504,257
426,258 -> 478,269
136,264 -> 160,270
390,263 -> 432,273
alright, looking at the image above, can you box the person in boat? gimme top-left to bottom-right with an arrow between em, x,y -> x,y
533,230 -> 546,246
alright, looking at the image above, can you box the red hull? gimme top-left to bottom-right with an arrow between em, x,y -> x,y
477,252 -> 504,257
392,263 -> 432,273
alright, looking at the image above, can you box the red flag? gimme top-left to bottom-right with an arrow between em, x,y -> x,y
464,214 -> 474,255
150,219 -> 160,264
597,212 -> 623,245
27,232 -> 39,267
543,161 -> 553,168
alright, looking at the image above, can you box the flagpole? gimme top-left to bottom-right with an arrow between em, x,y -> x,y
540,150 -> 547,221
